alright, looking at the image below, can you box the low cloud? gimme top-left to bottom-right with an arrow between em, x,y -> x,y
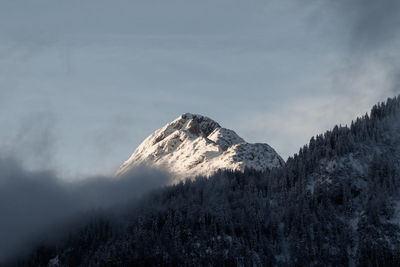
0,156 -> 170,263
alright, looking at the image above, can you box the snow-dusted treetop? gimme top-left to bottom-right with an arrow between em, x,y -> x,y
115,113 -> 284,183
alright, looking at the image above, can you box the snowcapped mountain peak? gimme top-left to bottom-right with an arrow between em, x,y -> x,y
116,113 -> 284,182
165,113 -> 221,138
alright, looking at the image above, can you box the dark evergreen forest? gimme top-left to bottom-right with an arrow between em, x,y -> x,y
8,96 -> 400,266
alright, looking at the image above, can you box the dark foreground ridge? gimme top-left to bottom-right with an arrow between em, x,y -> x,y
9,96 -> 400,266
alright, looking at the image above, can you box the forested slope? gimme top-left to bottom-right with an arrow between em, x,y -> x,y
12,96 -> 400,266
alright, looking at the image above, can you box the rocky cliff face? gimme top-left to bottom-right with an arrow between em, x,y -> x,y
115,113 -> 284,182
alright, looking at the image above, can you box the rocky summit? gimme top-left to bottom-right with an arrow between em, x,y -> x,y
115,113 -> 284,182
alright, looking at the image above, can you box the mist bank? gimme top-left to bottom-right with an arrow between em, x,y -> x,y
0,156 -> 170,263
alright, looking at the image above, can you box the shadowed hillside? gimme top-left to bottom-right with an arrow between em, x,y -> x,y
10,96 -> 400,266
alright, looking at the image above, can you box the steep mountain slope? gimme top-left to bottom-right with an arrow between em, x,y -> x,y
116,113 -> 284,182
13,96 -> 400,266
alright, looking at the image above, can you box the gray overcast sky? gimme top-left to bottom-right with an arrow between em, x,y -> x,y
0,0 -> 399,179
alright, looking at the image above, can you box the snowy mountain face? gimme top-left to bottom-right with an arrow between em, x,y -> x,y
16,97 -> 400,266
116,113 -> 284,182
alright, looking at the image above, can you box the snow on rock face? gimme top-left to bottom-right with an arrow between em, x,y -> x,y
115,113 -> 284,183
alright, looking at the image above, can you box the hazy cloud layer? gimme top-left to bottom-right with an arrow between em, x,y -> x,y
326,0 -> 400,51
309,0 -> 400,93
0,157 -> 170,263
5,112 -> 57,169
